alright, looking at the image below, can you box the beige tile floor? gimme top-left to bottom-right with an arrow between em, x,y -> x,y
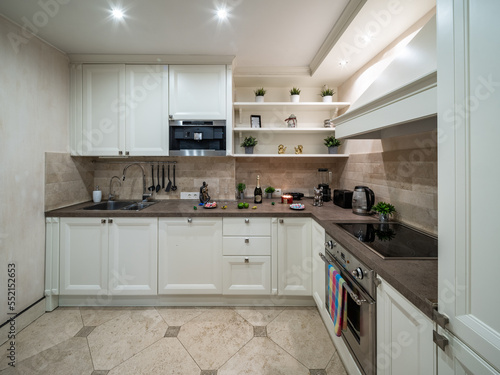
0,306 -> 347,375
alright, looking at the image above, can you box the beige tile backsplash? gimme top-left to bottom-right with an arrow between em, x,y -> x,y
45,130 -> 437,234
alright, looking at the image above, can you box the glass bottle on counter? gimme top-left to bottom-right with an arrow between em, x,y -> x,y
254,175 -> 262,203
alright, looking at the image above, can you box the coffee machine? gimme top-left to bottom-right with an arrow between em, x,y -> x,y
317,168 -> 332,202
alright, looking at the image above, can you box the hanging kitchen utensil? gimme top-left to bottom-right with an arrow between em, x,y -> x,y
162,164 -> 165,189
148,164 -> 155,191
156,164 -> 161,192
171,164 -> 177,191
165,164 -> 172,192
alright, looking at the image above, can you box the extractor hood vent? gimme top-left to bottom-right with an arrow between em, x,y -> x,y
334,15 -> 436,139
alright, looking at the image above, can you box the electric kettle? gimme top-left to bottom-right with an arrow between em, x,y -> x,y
352,186 -> 375,215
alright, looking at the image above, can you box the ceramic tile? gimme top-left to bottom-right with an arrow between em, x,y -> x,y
91,372 -> 109,375
253,326 -> 267,337
310,370 -> 327,375
177,309 -> 253,370
87,308 -> 167,370
218,337 -> 309,375
0,308 -> 82,370
234,306 -> 284,326
267,308 -> 335,369
164,326 -> 181,337
200,371 -> 217,375
107,338 -> 200,375
74,326 -> 95,337
325,352 -> 347,375
80,307 -> 131,326
0,337 -> 92,375
155,307 -> 206,326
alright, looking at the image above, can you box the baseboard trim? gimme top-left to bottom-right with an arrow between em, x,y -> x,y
0,298 -> 45,346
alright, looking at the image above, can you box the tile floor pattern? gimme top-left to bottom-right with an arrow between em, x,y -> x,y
0,306 -> 348,375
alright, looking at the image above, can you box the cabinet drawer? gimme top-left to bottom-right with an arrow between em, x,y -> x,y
223,217 -> 271,236
222,256 -> 271,295
223,237 -> 271,256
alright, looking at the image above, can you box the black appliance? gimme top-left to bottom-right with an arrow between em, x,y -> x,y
336,222 -> 437,259
284,192 -> 304,200
169,120 -> 226,156
318,168 -> 332,202
333,189 -> 353,208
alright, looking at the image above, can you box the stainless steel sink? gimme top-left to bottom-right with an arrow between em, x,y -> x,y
83,201 -> 157,211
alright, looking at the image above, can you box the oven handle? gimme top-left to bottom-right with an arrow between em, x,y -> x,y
319,252 -> 374,306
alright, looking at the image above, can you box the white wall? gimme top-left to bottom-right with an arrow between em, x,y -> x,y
0,15 -> 69,325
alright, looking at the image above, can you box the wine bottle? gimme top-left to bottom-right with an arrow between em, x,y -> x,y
254,175 -> 262,203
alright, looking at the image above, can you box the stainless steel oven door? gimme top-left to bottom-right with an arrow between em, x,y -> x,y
322,251 -> 376,375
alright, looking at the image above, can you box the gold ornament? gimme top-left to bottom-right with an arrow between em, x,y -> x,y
294,145 -> 303,154
278,144 -> 287,154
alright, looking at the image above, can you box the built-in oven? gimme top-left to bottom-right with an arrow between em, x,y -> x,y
320,233 -> 377,375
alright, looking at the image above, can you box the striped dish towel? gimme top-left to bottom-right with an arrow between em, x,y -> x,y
327,265 -> 347,337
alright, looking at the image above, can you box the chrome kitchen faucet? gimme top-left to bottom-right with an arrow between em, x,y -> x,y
122,163 -> 152,202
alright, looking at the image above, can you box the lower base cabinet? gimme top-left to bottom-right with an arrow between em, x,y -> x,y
222,256 -> 271,295
377,277 -> 435,375
158,217 -> 223,294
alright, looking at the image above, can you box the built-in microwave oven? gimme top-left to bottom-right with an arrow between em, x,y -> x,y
169,120 -> 226,156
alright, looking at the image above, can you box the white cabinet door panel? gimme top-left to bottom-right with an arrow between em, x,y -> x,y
108,218 -> 157,295
311,220 -> 326,313
222,256 -> 271,295
60,218 -> 108,295
158,218 -> 222,294
222,217 -> 271,236
222,237 -> 271,256
125,65 -> 169,156
82,64 -> 125,156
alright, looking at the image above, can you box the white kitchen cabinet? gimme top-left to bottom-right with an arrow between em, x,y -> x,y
158,217 -> 223,294
76,64 -> 169,156
377,277 -> 434,375
59,217 -> 157,296
311,219 -> 326,313
169,65 -> 227,120
222,256 -> 271,295
125,65 -> 169,156
222,217 -> 272,295
45,218 -> 60,311
60,217 -> 108,295
437,0 -> 500,373
277,217 -> 312,296
108,218 -> 158,295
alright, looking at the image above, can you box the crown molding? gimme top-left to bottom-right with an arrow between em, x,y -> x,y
68,54 -> 235,65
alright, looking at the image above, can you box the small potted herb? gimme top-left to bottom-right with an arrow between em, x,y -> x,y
320,85 -> 335,102
240,136 -> 258,154
254,87 -> 266,102
265,186 -> 275,199
324,136 -> 341,154
372,202 -> 396,222
289,87 -> 301,103
237,183 -> 246,200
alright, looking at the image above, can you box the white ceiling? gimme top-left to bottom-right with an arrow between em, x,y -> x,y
0,0 -> 435,87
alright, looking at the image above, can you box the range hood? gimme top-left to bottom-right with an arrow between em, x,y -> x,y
334,15 -> 436,139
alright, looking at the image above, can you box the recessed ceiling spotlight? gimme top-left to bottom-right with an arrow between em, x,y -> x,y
216,8 -> 228,20
339,60 -> 349,67
111,8 -> 124,20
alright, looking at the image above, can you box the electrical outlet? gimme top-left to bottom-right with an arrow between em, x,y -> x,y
275,188 -> 282,196
181,192 -> 199,199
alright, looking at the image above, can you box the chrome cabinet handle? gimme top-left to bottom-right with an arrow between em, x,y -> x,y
245,238 -> 249,243
245,218 -> 249,223
187,218 -> 192,223
244,257 -> 249,263
101,219 -> 106,224
279,219 -> 284,224
108,219 -> 113,224
118,151 -> 123,155
125,151 -> 129,156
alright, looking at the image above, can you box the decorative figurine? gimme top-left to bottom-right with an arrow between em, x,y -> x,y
199,181 -> 210,203
278,144 -> 287,154
313,186 -> 323,207
294,145 -> 303,154
284,114 -> 297,128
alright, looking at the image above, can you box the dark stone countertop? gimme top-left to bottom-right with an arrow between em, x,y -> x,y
46,198 -> 437,319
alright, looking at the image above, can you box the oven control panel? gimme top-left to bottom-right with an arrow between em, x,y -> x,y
325,233 -> 375,296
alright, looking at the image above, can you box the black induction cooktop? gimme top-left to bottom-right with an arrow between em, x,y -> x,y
336,222 -> 437,259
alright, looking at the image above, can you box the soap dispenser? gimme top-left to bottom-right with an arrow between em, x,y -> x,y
93,186 -> 102,203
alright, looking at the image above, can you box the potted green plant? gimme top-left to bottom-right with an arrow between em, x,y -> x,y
254,87 -> 266,103
324,135 -> 341,154
320,85 -> 335,102
289,87 -> 301,103
240,136 -> 258,154
372,201 -> 396,222
237,183 -> 246,200
265,186 -> 275,199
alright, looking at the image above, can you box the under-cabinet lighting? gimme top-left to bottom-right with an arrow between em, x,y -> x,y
339,60 -> 349,67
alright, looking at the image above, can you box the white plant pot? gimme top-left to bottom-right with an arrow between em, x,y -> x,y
255,96 -> 264,103
322,95 -> 333,103
290,95 -> 300,103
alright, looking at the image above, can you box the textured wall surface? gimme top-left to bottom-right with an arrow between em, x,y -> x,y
0,15 -> 69,325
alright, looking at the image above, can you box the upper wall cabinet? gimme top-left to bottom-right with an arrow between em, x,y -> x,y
71,64 -> 169,156
168,65 -> 227,120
